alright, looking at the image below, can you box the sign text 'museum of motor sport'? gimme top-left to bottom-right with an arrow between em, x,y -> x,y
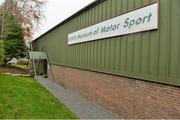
68,3 -> 158,45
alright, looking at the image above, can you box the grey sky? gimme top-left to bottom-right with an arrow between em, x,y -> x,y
34,0 -> 95,39
0,0 -> 95,39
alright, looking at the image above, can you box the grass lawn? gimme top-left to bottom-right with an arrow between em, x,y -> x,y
0,74 -> 78,119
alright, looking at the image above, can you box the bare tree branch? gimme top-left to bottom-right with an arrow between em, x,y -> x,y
1,0 -> 46,41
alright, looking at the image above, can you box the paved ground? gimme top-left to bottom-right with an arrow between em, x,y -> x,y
36,76 -> 121,119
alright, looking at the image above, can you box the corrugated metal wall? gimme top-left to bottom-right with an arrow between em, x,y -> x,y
34,0 -> 180,86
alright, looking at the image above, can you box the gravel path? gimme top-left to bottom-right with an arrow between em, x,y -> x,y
36,76 -> 121,119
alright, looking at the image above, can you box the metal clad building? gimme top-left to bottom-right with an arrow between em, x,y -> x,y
34,0 -> 180,86
33,0 -> 180,118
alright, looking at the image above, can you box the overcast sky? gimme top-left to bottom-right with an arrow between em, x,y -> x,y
35,0 -> 95,39
0,0 -> 95,39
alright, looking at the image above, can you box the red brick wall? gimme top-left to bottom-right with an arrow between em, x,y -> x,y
48,64 -> 180,119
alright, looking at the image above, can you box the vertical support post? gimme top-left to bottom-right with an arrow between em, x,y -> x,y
44,46 -> 55,81
30,43 -> 37,79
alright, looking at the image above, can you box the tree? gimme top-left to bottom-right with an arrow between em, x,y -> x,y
15,0 -> 46,40
3,15 -> 26,60
1,0 -> 46,41
0,0 -> 46,63
0,41 -> 3,64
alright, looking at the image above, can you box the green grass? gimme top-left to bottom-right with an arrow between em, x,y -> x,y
0,74 -> 78,119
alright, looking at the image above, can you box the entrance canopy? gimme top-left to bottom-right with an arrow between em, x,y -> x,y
29,52 -> 47,60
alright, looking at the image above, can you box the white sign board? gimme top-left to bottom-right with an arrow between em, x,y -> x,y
29,52 -> 47,60
68,3 -> 158,45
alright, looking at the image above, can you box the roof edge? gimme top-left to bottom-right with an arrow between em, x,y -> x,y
32,0 -> 105,42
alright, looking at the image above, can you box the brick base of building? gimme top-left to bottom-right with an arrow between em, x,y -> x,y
48,64 -> 180,119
